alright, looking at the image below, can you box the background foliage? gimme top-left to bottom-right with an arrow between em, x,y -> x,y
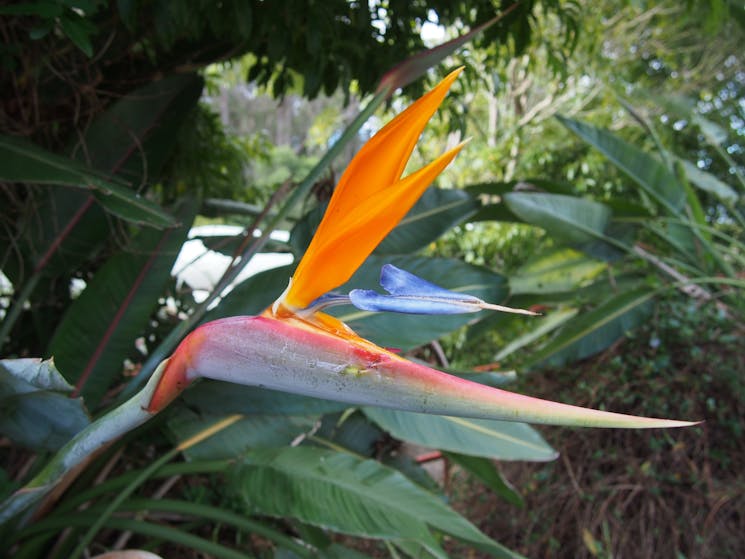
1,0 -> 744,557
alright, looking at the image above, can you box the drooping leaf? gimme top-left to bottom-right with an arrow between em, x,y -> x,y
234,446 -> 520,558
678,159 -> 739,206
331,255 -> 511,350
504,192 -> 613,246
8,73 -> 203,285
0,135 -> 174,228
363,408 -> 557,462
48,201 -> 196,406
509,249 -> 607,294
557,116 -> 686,214
445,452 -> 524,507
0,358 -> 89,450
494,307 -> 579,363
524,288 -> 656,368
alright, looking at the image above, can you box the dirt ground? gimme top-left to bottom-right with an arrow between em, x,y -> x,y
447,334 -> 745,559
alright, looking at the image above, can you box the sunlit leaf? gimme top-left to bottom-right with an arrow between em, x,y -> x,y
504,192 -> 613,245
557,116 -> 686,214
509,249 -> 607,294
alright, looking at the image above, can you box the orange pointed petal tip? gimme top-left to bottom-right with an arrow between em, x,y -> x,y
281,69 -> 465,311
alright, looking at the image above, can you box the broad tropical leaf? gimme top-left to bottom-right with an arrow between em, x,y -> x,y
364,408 -> 557,462
234,446 -> 520,558
494,307 -> 579,362
509,248 -> 607,294
0,135 -> 174,228
524,288 -> 656,368
168,409 -> 317,460
678,158 -> 739,206
0,358 -> 89,450
48,201 -> 196,405
203,265 -> 292,322
557,116 -> 686,214
504,192 -> 612,245
180,380 -> 347,417
376,187 -> 478,253
445,452 -> 524,507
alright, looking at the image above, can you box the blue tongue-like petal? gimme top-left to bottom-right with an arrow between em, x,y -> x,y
349,264 -> 537,316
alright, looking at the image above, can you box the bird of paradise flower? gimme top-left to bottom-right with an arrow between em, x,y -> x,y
0,68 -> 698,526
146,69 -> 693,429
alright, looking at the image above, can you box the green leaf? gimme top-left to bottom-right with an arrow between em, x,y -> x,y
0,135 -> 174,228
445,453 -> 523,507
0,358 -> 89,451
168,409 -> 317,460
235,446 -> 520,558
494,307 -> 579,362
79,74 -> 205,184
393,538 -> 448,559
58,13 -> 95,57
376,187 -> 478,254
509,249 -> 607,294
504,192 -> 612,245
203,265 -> 292,322
0,2 -> 63,17
313,411 -> 385,458
557,116 -> 686,214
48,200 -> 196,406
181,380 -> 347,417
678,159 -> 739,206
331,255 -> 510,350
524,288 -> 656,368
16,74 -> 202,280
363,408 -> 557,462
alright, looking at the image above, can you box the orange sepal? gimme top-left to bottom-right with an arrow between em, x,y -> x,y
284,69 -> 464,310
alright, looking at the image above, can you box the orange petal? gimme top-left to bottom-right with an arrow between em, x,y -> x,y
284,69 -> 463,309
286,142 -> 465,309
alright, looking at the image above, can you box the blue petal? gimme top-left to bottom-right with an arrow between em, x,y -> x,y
380,264 -> 478,299
349,288 -> 481,314
348,265 -> 485,315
